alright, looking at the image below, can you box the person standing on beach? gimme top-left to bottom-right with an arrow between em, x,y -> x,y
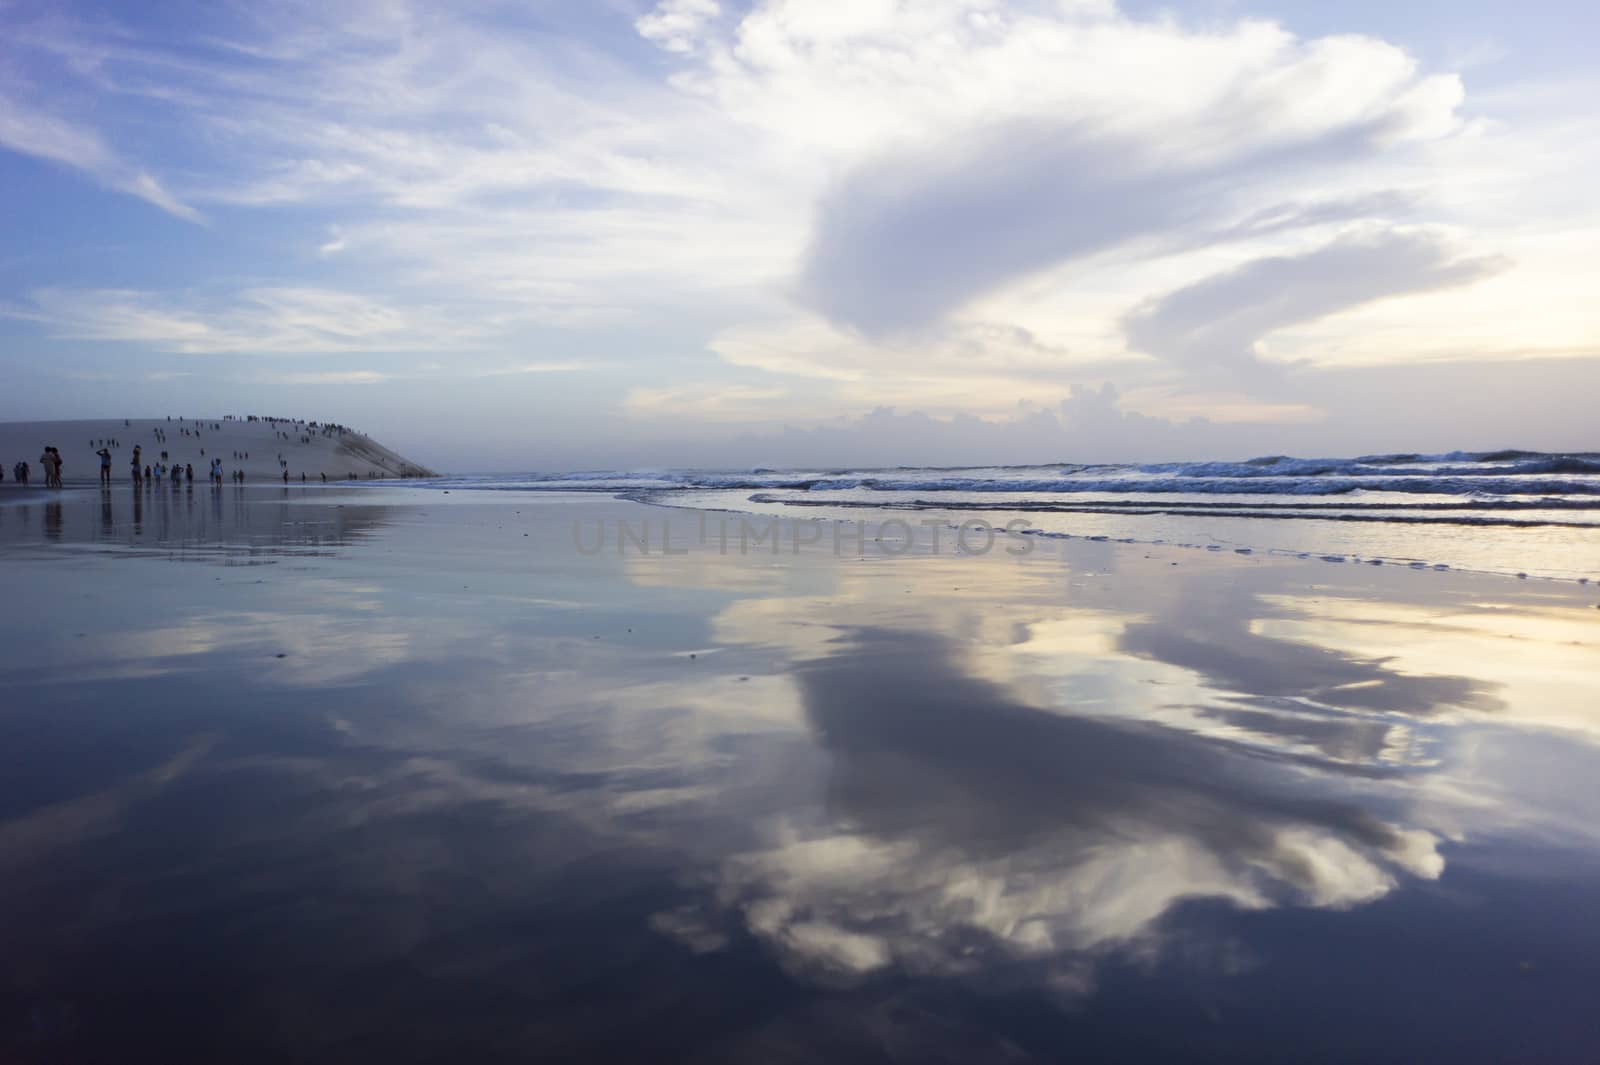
131,447 -> 143,485
43,448 -> 64,488
98,447 -> 112,485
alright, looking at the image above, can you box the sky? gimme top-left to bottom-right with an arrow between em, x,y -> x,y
1,0 -> 1597,471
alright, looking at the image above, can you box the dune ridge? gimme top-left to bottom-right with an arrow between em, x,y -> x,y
0,416 -> 436,485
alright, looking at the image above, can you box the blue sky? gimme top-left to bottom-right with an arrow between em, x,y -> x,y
1,0 -> 1596,470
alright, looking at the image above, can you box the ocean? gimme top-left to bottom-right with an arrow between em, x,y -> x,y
402,450 -> 1600,581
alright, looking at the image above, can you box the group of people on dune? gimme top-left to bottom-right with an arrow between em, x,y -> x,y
9,415 -> 376,488
127,445 -> 235,487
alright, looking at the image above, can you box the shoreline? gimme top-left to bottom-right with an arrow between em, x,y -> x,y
5,480 -> 1598,597
625,487 -> 1600,591
374,459 -> 1600,583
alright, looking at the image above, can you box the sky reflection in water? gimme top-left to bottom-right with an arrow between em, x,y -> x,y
1,488 -> 1598,1062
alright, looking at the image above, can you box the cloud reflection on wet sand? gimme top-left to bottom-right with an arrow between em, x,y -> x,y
0,493 -> 1597,1061
702,626 -> 1445,992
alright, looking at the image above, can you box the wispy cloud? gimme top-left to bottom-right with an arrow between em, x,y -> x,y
625,383 -> 791,421
0,95 -> 201,221
265,370 -> 390,385
470,361 -> 591,377
21,287 -> 490,355
636,0 -> 720,55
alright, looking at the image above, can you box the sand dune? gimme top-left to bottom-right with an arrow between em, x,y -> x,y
0,416 -> 436,485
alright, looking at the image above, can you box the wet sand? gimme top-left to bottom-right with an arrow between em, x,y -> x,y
2,486 -> 1598,1062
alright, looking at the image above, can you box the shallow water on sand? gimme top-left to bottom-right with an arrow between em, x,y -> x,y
2,486 -> 1599,1062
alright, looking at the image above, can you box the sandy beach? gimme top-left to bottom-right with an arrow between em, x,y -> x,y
0,417 -> 434,487
1,483 -> 1597,1061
